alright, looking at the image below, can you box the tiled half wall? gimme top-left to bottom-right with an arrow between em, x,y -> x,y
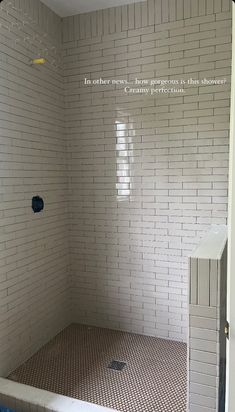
63,0 -> 231,341
188,226 -> 227,412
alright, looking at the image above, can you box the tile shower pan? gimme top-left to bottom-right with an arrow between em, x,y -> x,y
7,324 -> 187,412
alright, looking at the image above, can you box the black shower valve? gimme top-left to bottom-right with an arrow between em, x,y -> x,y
32,196 -> 44,213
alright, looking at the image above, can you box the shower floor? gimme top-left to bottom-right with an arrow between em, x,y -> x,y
8,324 -> 187,412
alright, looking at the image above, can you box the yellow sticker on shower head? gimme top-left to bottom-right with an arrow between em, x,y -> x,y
32,58 -> 46,65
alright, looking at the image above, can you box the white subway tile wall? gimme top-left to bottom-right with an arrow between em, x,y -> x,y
0,0 -> 70,376
0,0 -> 232,380
63,0 -> 231,342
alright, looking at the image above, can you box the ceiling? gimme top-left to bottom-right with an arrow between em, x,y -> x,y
41,0 -> 146,17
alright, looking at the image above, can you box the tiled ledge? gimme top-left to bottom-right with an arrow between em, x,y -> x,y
0,378 -> 117,412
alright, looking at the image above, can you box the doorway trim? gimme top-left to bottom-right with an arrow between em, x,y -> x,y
226,2 -> 235,412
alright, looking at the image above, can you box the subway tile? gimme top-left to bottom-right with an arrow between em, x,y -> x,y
184,0 -> 191,19
134,2 -> 142,29
190,392 -> 216,408
190,405 -> 216,412
121,5 -> 128,31
148,0 -> 155,26
169,0 -> 177,22
155,0 -> 162,24
198,259 -> 210,306
175,0 -> 183,20
0,0 -> 230,394
190,349 -> 217,365
190,337 -> 218,353
128,3 -> 135,30
190,371 -> 217,387
190,382 -> 217,398
191,0 -> 199,17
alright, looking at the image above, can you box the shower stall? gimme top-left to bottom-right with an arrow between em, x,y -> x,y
0,0 -> 231,411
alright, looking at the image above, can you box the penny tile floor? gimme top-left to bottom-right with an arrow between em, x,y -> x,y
8,324 -> 187,412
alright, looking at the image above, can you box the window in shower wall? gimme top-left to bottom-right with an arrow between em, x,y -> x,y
116,118 -> 134,202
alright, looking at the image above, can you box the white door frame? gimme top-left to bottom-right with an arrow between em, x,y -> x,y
226,3 -> 235,411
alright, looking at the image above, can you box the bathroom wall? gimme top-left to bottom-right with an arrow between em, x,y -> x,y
63,0 -> 232,341
0,0 -> 70,375
0,0 -> 231,374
